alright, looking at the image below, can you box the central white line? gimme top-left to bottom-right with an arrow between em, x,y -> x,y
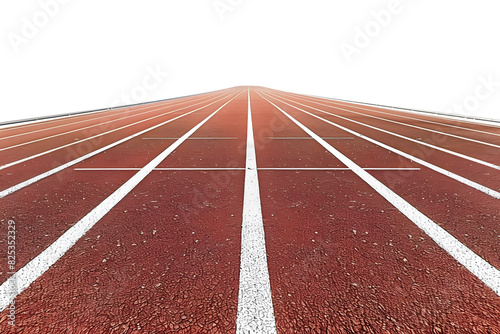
0,91 -> 243,312
236,89 -> 277,334
259,92 -> 500,296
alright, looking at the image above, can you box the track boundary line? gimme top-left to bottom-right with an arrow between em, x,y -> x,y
259,92 -> 500,296
258,90 -> 500,199
0,92 -> 237,198
236,89 -> 277,333
0,90 -> 243,312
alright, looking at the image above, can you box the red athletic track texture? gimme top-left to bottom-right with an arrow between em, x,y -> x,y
0,87 -> 498,333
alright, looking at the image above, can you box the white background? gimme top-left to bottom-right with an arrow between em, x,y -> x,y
1,0 -> 499,123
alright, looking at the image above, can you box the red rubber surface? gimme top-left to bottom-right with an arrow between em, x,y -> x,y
0,87 -> 498,333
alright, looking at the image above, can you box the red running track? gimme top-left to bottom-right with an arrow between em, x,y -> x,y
0,87 -> 499,333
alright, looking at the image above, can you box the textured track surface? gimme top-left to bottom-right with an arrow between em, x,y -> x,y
0,87 -> 498,333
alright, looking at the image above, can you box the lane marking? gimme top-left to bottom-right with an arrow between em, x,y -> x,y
265,92 -> 500,170
266,137 -> 354,140
275,93 -> 500,149
0,90 -> 243,312
236,89 -> 277,334
0,93 -> 223,151
258,91 -> 500,199
0,93 -> 232,171
259,92 -> 500,296
142,137 -> 238,140
0,92 -> 238,198
74,167 -> 420,172
322,137 -> 354,140
74,168 -> 246,171
258,168 -> 421,171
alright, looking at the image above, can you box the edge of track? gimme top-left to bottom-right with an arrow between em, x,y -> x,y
0,86 -> 236,129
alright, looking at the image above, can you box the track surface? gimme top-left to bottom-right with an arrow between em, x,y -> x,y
0,87 -> 499,333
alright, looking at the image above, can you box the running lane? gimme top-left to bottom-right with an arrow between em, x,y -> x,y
263,89 -> 500,190
0,89 -> 247,332
0,90 -> 235,191
0,91 -> 242,291
260,89 -> 500,270
0,87 -> 498,333
0,92 -> 219,160
251,89 -> 500,333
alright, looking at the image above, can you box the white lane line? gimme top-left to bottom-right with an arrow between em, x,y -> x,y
74,167 -> 419,171
142,137 -> 238,140
266,137 -> 354,140
276,93 -> 500,149
0,93 -> 232,171
260,93 -> 500,296
258,91 -> 500,199
322,137 -> 355,140
236,89 -> 277,334
259,168 -> 421,171
266,92 -> 500,170
0,93 -> 237,199
0,90 -> 242,313
0,93 -> 223,151
74,168 -> 246,171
